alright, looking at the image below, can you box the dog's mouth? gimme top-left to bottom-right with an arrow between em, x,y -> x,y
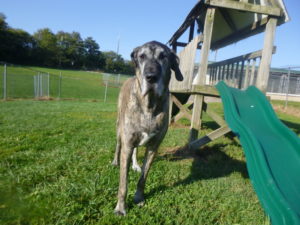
141,75 -> 164,97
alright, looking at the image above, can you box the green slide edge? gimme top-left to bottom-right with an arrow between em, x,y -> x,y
216,81 -> 300,225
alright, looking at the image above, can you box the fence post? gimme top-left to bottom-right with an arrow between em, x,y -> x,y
58,72 -> 62,99
284,67 -> 291,110
3,64 -> 7,100
40,73 -> 44,97
34,75 -> 36,98
48,72 -> 50,98
104,81 -> 108,102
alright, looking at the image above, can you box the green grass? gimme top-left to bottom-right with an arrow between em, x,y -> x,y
2,100 -> 299,225
0,67 -> 299,225
0,65 -> 130,101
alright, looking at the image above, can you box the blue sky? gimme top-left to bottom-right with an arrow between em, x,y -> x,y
2,0 -> 300,68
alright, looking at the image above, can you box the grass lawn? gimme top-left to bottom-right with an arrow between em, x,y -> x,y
0,65 -> 129,101
1,99 -> 299,225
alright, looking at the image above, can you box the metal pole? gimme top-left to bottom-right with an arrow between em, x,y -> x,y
59,72 -> 62,99
104,81 -> 108,102
284,67 -> 291,110
48,72 -> 50,98
3,64 -> 7,100
34,75 -> 36,98
40,73 -> 43,97
36,73 -> 39,98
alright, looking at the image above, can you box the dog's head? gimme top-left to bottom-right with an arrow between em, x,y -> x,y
131,41 -> 183,97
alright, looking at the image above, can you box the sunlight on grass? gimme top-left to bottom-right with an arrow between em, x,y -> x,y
0,100 -> 299,224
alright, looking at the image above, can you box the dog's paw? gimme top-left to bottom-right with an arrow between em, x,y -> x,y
132,164 -> 142,173
114,205 -> 126,216
134,191 -> 145,207
111,160 -> 119,167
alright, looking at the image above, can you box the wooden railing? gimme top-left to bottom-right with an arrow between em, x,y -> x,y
208,47 -> 276,89
169,35 -> 202,92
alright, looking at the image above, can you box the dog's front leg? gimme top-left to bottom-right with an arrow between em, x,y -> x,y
131,148 -> 141,172
112,136 -> 121,166
134,146 -> 157,206
114,145 -> 133,216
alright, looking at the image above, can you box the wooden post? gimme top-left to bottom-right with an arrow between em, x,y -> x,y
189,94 -> 204,143
193,8 -> 215,86
238,60 -> 245,89
189,7 -> 215,142
169,93 -> 174,124
243,60 -> 250,89
256,17 -> 277,92
249,59 -> 257,85
189,20 -> 195,42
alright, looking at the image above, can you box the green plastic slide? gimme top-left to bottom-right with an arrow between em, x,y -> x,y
216,81 -> 300,225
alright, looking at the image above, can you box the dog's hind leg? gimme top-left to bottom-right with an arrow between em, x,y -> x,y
112,134 -> 121,166
114,145 -> 133,216
134,147 -> 157,206
131,148 -> 141,172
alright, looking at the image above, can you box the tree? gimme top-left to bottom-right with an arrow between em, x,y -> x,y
33,28 -> 58,66
102,51 -> 134,74
0,14 -> 134,72
84,37 -> 101,69
0,14 -> 35,64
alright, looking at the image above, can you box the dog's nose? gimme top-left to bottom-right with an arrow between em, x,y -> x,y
145,73 -> 158,83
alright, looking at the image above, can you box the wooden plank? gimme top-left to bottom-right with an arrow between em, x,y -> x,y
238,60 -> 245,89
170,34 -> 202,92
191,85 -> 220,96
189,20 -> 195,42
256,17 -> 277,92
229,63 -> 235,87
249,58 -> 257,85
204,103 -> 227,126
212,66 -> 217,85
193,8 -> 216,86
168,1 -> 204,46
189,8 -> 215,142
219,8 -> 237,32
211,17 -> 269,50
189,94 -> 204,142
189,125 -> 231,150
169,93 -> 174,124
171,95 -> 192,121
243,60 -> 250,89
174,111 -> 192,122
226,64 -> 230,83
208,48 -> 275,68
205,0 -> 282,17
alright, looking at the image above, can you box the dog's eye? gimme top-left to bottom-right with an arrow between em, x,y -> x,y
158,53 -> 166,60
139,54 -> 146,60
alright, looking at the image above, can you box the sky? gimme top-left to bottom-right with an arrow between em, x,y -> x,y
1,0 -> 300,68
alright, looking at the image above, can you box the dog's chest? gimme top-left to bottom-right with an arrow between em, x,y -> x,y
138,112 -> 164,145
125,109 -> 167,146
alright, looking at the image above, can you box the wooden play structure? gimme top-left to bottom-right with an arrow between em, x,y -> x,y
168,0 -> 289,149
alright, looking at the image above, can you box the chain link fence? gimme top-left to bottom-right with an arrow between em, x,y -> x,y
0,63 -> 131,102
267,73 -> 300,95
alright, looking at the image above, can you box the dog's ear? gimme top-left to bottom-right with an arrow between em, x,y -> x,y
131,46 -> 140,67
170,51 -> 183,81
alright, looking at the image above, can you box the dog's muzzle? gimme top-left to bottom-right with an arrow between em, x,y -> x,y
144,62 -> 161,84
145,73 -> 158,83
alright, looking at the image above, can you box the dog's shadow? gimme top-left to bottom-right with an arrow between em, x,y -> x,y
146,143 -> 248,199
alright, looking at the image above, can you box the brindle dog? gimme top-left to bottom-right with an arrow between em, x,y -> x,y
112,41 -> 183,215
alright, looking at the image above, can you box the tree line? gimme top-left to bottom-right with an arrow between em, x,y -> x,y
0,13 -> 134,74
